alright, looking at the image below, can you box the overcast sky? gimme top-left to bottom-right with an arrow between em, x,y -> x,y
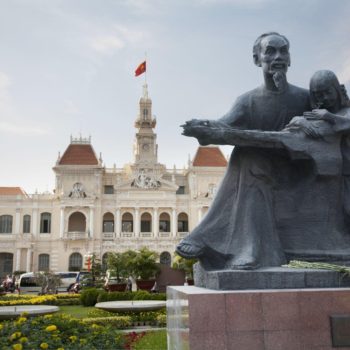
1,0 -> 350,193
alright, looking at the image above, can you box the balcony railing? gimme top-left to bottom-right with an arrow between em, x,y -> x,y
178,232 -> 188,238
122,232 -> 133,238
102,232 -> 114,240
0,233 -> 16,239
159,232 -> 171,238
140,232 -> 152,238
63,231 -> 90,240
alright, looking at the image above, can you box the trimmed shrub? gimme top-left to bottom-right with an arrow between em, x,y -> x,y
55,298 -> 81,306
96,290 -> 166,303
156,314 -> 167,327
80,288 -> 100,307
87,308 -> 166,325
87,308 -> 115,318
82,316 -> 132,328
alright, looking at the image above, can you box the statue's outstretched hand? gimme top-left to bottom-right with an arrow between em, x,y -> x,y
181,119 -> 213,145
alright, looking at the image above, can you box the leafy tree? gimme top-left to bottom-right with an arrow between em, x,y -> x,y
107,248 -> 160,281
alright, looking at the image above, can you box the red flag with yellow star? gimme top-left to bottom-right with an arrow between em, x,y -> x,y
135,61 -> 146,77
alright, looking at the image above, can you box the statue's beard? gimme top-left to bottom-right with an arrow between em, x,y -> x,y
272,71 -> 287,91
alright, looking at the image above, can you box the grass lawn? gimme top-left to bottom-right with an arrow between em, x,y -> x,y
57,305 -> 168,349
57,305 -> 95,318
133,330 -> 167,350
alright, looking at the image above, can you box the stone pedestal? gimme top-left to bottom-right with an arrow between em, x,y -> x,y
194,264 -> 350,290
167,286 -> 350,350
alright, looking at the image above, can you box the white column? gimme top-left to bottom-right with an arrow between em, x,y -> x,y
26,249 -> 32,272
16,249 -> 21,271
15,209 -> 21,234
89,207 -> 94,238
172,208 -> 177,237
59,208 -> 65,239
198,207 -> 203,223
134,208 -> 140,237
115,208 -> 121,238
153,208 -> 158,237
32,209 -> 38,236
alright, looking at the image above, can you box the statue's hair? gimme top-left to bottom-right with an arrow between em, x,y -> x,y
253,32 -> 290,58
309,70 -> 350,109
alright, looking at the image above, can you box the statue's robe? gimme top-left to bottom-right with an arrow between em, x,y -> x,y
181,84 -> 350,270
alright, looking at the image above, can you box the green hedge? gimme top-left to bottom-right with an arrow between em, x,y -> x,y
156,314 -> 167,327
97,290 -> 166,303
87,308 -> 166,326
55,298 -> 81,306
82,316 -> 132,328
80,288 -> 101,306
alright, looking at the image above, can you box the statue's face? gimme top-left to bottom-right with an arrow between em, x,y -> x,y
257,35 -> 290,75
311,80 -> 338,109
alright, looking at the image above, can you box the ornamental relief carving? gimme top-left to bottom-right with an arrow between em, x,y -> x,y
131,169 -> 161,189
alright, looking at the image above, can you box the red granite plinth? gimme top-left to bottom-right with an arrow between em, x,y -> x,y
167,286 -> 350,350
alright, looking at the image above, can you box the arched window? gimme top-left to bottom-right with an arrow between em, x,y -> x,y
103,212 -> 114,233
68,212 -> 86,232
40,213 -> 51,233
38,254 -> 50,271
178,212 -> 189,232
69,253 -> 82,271
143,108 -> 148,120
0,215 -> 13,234
23,215 -> 31,233
102,252 -> 110,272
141,212 -> 152,232
159,212 -> 170,232
122,212 -> 133,232
160,251 -> 171,266
0,253 -> 13,278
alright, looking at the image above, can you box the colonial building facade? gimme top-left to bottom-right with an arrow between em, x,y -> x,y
0,85 -> 227,277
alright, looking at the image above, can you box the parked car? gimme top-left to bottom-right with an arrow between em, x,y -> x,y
17,272 -> 41,295
55,271 -> 92,292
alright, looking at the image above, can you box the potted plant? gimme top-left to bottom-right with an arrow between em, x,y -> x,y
172,253 -> 197,285
133,247 -> 160,291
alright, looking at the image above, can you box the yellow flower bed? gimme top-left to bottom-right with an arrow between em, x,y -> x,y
0,313 -> 126,349
0,295 -> 57,306
0,294 -> 80,306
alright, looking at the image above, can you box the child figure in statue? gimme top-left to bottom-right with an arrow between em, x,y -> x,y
302,70 -> 350,219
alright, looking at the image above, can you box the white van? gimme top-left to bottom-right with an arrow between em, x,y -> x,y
55,272 -> 79,292
55,271 -> 92,292
18,272 -> 42,295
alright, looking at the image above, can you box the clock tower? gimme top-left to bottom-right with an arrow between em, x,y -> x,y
133,84 -> 158,165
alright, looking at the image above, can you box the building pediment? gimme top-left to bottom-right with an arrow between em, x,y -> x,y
116,176 -> 178,192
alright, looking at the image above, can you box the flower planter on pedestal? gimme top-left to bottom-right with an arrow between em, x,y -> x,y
107,283 -> 127,292
136,279 -> 155,291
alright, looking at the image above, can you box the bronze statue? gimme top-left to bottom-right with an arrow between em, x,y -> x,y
176,33 -> 350,271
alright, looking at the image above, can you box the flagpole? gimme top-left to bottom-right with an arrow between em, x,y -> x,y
144,51 -> 147,85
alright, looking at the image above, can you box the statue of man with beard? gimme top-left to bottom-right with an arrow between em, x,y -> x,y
176,32 -> 311,270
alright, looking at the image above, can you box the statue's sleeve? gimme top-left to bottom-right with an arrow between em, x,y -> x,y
333,111 -> 350,133
218,94 -> 250,129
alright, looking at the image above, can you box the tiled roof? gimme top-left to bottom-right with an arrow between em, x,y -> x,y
192,146 -> 227,167
0,187 -> 26,196
59,144 -> 99,165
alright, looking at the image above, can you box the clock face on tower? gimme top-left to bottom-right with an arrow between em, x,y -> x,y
142,143 -> 150,151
